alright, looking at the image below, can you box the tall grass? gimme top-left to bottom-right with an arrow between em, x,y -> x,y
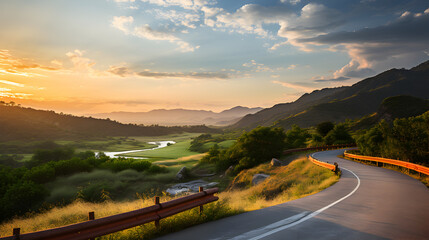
221,157 -> 339,211
0,157 -> 338,239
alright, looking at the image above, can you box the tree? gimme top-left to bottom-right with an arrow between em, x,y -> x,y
213,126 -> 286,173
324,124 -> 354,145
284,125 -> 310,149
316,121 -> 335,137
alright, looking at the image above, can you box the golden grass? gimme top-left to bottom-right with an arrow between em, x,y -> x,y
220,157 -> 339,211
0,157 -> 338,239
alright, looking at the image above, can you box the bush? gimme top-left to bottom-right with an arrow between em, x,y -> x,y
0,181 -> 48,220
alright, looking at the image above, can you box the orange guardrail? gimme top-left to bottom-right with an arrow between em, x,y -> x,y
0,187 -> 219,240
284,144 -> 356,154
344,151 -> 429,176
308,155 -> 338,173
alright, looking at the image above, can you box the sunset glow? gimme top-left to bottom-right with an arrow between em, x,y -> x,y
1,0 -> 428,114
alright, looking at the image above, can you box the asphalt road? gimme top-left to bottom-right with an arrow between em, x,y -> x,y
156,149 -> 429,240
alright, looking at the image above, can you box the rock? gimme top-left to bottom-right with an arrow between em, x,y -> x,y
166,180 -> 219,196
252,173 -> 270,186
176,166 -> 187,180
224,165 -> 234,176
271,158 -> 281,167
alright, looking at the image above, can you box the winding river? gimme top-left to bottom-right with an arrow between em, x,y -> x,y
101,141 -> 176,159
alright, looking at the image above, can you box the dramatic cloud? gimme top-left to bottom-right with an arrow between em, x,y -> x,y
108,65 -> 229,80
111,16 -> 134,34
0,49 -> 61,77
302,8 -> 429,78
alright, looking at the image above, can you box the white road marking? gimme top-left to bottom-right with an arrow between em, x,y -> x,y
233,163 -> 361,240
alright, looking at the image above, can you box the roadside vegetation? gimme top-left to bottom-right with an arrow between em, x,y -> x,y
355,111 -> 429,165
0,155 -> 338,239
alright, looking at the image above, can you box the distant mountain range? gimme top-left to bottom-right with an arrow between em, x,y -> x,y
88,106 -> 263,126
231,60 -> 429,130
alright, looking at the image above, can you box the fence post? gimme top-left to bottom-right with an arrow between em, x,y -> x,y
88,212 -> 95,240
13,228 -> 20,240
154,196 -> 160,228
199,187 -> 204,214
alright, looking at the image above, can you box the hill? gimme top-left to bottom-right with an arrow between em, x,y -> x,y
88,106 -> 263,126
351,95 -> 429,129
231,60 -> 429,130
0,104 -> 219,141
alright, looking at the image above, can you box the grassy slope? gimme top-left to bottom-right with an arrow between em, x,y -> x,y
0,156 -> 338,239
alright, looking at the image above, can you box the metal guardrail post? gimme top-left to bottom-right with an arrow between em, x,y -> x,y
199,187 -> 204,214
88,212 -> 95,240
12,228 -> 20,240
154,196 -> 160,228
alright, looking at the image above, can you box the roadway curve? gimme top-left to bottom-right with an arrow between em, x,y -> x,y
156,149 -> 429,240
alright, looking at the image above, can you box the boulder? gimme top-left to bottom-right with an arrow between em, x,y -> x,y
166,180 -> 219,196
271,158 -> 282,167
176,166 -> 187,180
252,173 -> 270,186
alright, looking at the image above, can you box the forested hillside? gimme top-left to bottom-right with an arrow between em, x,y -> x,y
0,103 -> 218,141
231,60 -> 429,130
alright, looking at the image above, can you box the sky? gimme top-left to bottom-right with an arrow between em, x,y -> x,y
0,0 -> 428,115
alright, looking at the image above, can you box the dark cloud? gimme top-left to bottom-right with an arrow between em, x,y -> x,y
300,13 -> 429,45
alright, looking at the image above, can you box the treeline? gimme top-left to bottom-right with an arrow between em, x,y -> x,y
0,103 -> 219,141
200,123 -> 354,175
0,147 -> 167,222
356,111 -> 429,165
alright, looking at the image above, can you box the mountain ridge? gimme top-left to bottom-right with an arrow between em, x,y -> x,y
231,60 -> 429,130
88,106 -> 263,126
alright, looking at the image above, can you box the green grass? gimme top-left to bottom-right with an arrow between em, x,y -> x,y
120,140 -> 200,162
200,139 -> 236,152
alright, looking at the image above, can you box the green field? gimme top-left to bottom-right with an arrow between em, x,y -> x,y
120,139 -> 200,161
200,139 -> 236,152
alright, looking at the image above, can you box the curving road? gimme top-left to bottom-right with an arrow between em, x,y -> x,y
155,149 -> 429,240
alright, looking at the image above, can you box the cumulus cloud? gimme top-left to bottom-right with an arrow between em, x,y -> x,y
111,16 -> 134,34
108,65 -> 229,79
66,50 -> 96,72
211,4 -> 294,37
